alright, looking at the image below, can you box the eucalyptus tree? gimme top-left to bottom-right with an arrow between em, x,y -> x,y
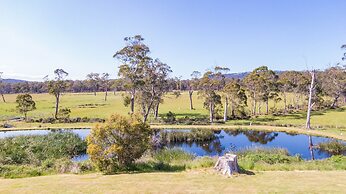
100,73 -> 111,101
198,69 -> 223,123
321,66 -> 346,108
47,69 -> 68,119
222,79 -> 247,120
243,66 -> 267,115
342,44 -> 346,61
86,73 -> 101,96
294,72 -> 311,110
188,71 -> 201,110
213,66 -> 230,121
278,71 -> 296,113
257,66 -> 278,115
113,35 -> 150,114
16,93 -> 36,121
0,72 -> 5,102
137,59 -> 172,122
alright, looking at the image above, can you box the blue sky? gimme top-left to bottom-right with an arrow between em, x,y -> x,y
1,0 -> 345,81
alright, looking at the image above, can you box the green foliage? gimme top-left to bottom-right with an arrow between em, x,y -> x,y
87,114 -> 152,172
236,147 -> 301,170
0,165 -> 45,178
15,93 -> 36,120
173,91 -> 181,98
163,111 -> 176,124
0,132 -> 86,166
58,108 -> 71,120
185,156 -> 216,169
153,148 -> 195,163
161,129 -> 216,142
317,141 -> 346,155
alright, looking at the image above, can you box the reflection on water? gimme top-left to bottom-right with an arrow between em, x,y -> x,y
1,128 -> 345,160
308,135 -> 315,160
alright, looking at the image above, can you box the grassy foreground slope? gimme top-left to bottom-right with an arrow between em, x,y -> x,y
0,171 -> 346,193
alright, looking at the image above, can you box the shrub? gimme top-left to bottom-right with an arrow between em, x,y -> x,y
163,111 -> 176,124
87,114 -> 153,172
0,132 -> 87,166
0,165 -> 44,178
317,141 -> 346,155
236,147 -> 301,169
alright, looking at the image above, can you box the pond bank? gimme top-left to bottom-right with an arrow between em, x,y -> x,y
0,123 -> 345,141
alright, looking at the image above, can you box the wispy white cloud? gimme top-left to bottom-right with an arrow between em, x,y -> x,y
1,72 -> 45,81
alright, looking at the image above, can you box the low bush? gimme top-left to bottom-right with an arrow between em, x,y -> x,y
317,141 -> 346,155
236,147 -> 302,170
0,132 -> 87,166
87,114 -> 153,173
0,165 -> 45,179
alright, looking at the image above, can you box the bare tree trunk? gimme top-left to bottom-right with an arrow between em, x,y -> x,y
296,94 -> 300,110
331,94 -> 340,109
306,72 -> 315,129
209,101 -> 214,123
143,99 -> 155,123
230,101 -> 235,118
24,112 -> 27,122
265,100 -> 269,115
308,135 -> 315,160
283,92 -> 287,113
252,93 -> 256,115
188,90 -> 193,110
54,94 -> 60,119
104,89 -> 108,101
224,96 -> 228,122
130,90 -> 135,114
0,93 -> 5,103
94,91 -> 96,96
154,103 -> 159,119
258,102 -> 261,115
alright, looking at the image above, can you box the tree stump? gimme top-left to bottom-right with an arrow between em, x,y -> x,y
214,154 -> 239,176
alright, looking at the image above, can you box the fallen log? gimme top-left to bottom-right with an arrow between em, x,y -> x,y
214,154 -> 239,176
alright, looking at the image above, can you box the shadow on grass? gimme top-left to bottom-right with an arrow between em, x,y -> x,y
239,167 -> 255,175
172,113 -> 205,118
104,162 -> 186,175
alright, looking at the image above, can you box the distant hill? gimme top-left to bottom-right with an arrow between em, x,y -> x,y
224,70 -> 285,79
2,79 -> 27,83
224,72 -> 250,79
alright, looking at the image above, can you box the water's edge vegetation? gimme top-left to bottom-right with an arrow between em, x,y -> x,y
1,128 -> 345,179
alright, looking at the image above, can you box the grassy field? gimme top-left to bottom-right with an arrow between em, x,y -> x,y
1,91 -> 346,132
0,92 -> 208,120
0,170 -> 345,193
1,92 -> 345,126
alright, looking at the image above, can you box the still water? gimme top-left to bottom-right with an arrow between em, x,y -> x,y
0,128 -> 344,160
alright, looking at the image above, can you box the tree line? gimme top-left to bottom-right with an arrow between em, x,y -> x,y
1,36 -> 346,124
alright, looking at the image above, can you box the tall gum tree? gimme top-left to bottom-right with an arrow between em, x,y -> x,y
137,59 -> 171,122
198,68 -> 225,123
223,79 -> 247,120
188,71 -> 201,110
47,69 -> 68,119
101,73 -> 111,101
86,73 -> 101,96
114,35 -> 150,114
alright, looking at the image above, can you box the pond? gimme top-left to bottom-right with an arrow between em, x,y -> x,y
0,128 -> 345,161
